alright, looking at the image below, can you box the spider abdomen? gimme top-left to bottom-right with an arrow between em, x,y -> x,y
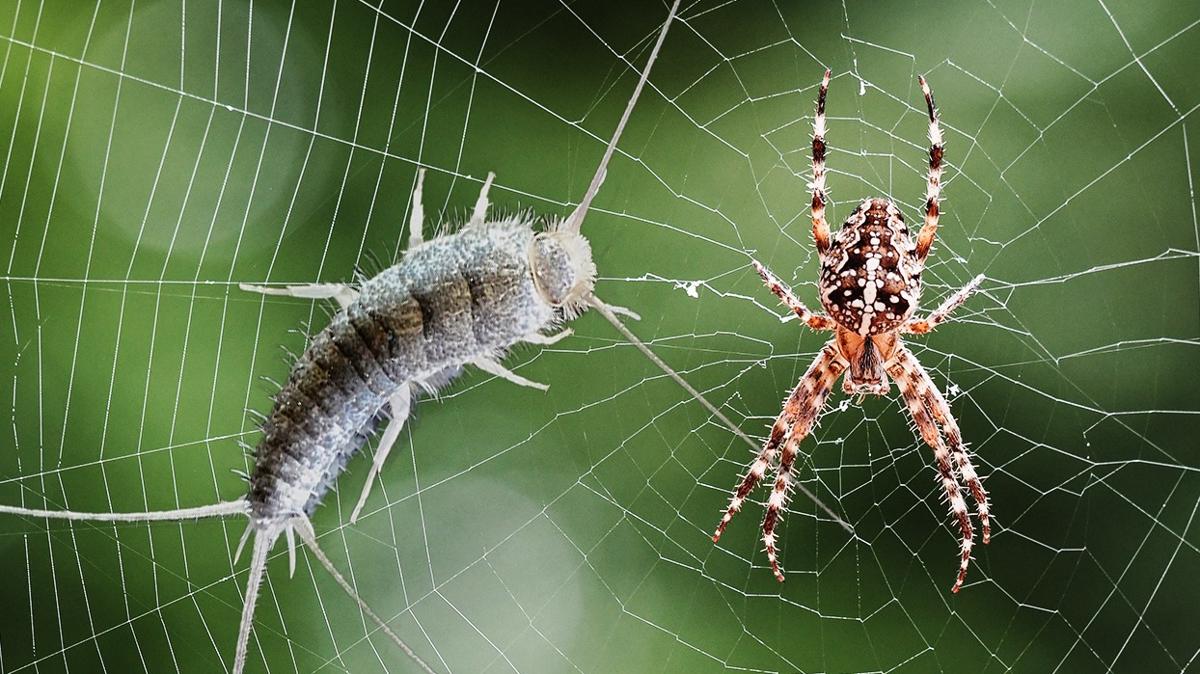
818,198 -> 921,335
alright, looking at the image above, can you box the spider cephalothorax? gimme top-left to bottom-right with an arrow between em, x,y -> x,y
712,70 -> 991,593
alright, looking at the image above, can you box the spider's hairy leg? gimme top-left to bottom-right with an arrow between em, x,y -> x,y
752,260 -> 835,331
904,274 -> 984,334
887,349 -> 974,593
915,75 -> 943,261
711,345 -> 843,555
712,414 -> 786,543
811,69 -> 832,256
900,349 -> 991,543
760,345 -> 845,581
711,343 -> 843,542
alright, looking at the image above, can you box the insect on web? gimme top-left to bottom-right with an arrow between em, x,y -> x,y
0,1 -> 1198,673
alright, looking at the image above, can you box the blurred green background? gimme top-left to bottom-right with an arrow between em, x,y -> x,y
0,0 -> 1197,672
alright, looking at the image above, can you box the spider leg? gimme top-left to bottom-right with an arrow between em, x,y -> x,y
468,171 -> 496,227
904,274 -> 984,334
811,69 -> 832,256
761,346 -> 845,581
915,76 -> 943,261
898,348 -> 990,543
239,283 -> 359,310
887,349 -> 974,593
712,344 -> 845,577
712,417 -> 785,543
752,260 -> 835,331
712,345 -> 836,542
408,168 -> 426,249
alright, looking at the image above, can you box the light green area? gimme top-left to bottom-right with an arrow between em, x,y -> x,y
0,1 -> 1197,672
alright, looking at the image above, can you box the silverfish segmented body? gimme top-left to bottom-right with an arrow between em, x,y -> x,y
251,219 -> 556,527
234,212 -> 595,671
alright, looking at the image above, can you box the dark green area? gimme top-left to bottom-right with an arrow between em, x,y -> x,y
0,0 -> 1197,672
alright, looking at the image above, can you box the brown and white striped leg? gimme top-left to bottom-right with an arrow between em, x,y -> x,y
713,343 -> 844,544
896,348 -> 991,544
760,347 -> 844,581
810,69 -> 832,256
915,76 -> 943,261
712,429 -> 782,544
712,386 -> 796,542
887,353 -> 974,593
752,260 -> 836,331
903,274 -> 983,334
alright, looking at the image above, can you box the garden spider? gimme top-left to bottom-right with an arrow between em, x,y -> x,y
712,71 -> 990,593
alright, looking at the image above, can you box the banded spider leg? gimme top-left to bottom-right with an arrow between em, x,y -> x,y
712,262 -> 843,581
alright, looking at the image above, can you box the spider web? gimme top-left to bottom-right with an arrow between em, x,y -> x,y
0,0 -> 1197,672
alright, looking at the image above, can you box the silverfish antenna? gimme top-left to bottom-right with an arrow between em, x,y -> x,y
561,0 -> 681,234
559,0 -> 854,533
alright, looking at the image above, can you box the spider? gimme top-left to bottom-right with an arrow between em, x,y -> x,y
711,70 -> 990,593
